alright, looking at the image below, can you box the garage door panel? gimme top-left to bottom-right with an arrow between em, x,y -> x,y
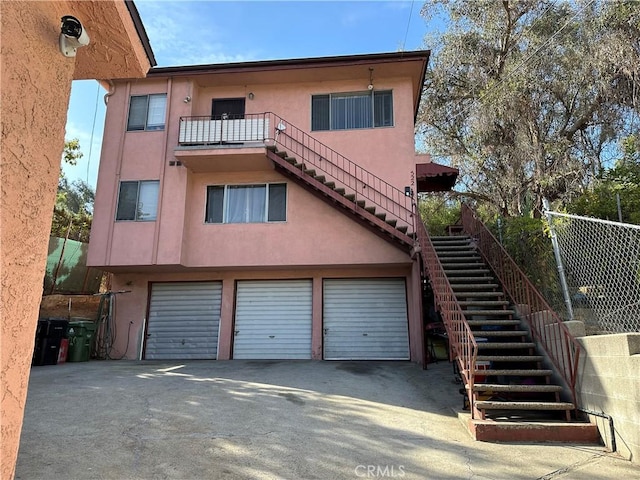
234,280 -> 312,360
324,279 -> 409,360
146,282 -> 222,360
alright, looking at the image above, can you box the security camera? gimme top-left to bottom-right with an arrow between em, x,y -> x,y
59,15 -> 90,57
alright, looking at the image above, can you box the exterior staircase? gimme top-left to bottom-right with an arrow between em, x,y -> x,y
431,235 -> 576,422
418,209 -> 599,443
265,140 -> 414,253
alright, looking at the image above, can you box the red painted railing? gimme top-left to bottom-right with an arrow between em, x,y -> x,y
178,113 -> 414,230
461,203 -> 581,406
416,220 -> 479,417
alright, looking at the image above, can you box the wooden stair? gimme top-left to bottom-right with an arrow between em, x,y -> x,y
430,234 -> 598,443
266,145 -> 413,251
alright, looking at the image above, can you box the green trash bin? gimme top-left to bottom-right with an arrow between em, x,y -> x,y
67,320 -> 97,362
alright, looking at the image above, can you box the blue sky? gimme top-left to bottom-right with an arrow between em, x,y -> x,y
64,0 -> 432,188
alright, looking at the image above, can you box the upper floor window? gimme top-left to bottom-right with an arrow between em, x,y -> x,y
127,94 -> 167,131
206,183 -> 287,224
311,90 -> 393,131
116,180 -> 159,221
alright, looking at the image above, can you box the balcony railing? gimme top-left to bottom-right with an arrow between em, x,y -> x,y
461,203 -> 581,407
178,114 -> 270,145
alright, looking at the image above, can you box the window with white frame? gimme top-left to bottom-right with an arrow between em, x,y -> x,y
127,94 -> 167,131
205,184 -> 287,224
116,180 -> 160,221
311,90 -> 393,131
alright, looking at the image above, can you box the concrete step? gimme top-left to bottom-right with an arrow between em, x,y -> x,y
441,263 -> 487,269
365,206 -> 376,214
439,256 -> 482,263
475,401 -> 574,411
356,199 -> 366,208
434,245 -> 476,251
431,235 -> 471,241
463,309 -> 515,316
431,240 -> 472,247
315,175 -> 326,183
386,219 -> 397,227
397,225 -> 409,234
458,300 -> 510,307
476,369 -> 552,376
467,320 -> 521,327
444,269 -> 492,275
451,283 -> 500,290
473,330 -> 528,337
304,169 -> 316,177
334,187 -> 346,195
476,342 -> 536,349
464,417 -> 600,443
467,384 -> 564,393
454,291 -> 505,297
476,355 -> 544,362
375,213 -> 386,221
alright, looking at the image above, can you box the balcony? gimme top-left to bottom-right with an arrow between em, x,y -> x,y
175,113 -> 274,172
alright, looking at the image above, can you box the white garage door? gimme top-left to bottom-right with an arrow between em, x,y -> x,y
234,280 -> 312,359
146,282 -> 222,360
323,278 -> 409,360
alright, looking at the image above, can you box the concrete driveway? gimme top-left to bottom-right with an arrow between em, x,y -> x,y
16,360 -> 638,480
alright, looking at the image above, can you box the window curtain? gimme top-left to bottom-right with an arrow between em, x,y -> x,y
146,94 -> 166,130
331,93 -> 372,130
137,181 -> 159,220
227,185 -> 266,223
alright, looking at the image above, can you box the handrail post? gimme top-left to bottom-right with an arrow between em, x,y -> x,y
543,198 -> 574,321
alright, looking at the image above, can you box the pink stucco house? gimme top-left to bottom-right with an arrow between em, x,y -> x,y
87,51 -> 456,363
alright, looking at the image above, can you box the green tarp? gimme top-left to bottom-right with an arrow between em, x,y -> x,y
44,237 -> 103,294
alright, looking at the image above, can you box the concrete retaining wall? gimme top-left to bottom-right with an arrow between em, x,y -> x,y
576,333 -> 640,463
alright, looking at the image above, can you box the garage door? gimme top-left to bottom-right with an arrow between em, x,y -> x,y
233,280 -> 312,359
146,282 -> 222,360
323,278 -> 409,360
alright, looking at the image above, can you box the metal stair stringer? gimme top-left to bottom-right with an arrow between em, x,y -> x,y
265,145 -> 414,252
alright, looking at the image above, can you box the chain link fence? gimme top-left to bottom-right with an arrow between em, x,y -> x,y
546,211 -> 640,334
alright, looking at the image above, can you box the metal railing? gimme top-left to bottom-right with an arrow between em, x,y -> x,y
178,114 -> 270,145
178,112 -> 414,230
416,219 -> 479,417
461,203 -> 581,406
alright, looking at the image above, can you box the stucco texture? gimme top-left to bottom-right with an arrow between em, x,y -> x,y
1,2 -> 151,478
1,3 -> 75,478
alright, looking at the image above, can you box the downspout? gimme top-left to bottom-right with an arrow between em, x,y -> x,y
578,408 -> 616,452
103,80 -> 115,105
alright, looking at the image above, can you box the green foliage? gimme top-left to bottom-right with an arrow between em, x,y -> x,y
418,0 -> 640,217
52,140 -> 94,242
568,135 -> 640,224
63,138 -> 83,166
492,215 -> 562,307
418,195 -> 461,236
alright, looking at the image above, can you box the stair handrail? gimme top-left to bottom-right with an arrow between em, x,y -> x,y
416,219 -> 479,417
460,203 -> 581,407
177,112 -> 414,229
264,112 -> 414,228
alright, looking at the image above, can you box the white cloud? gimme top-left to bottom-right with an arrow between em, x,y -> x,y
137,1 -> 259,66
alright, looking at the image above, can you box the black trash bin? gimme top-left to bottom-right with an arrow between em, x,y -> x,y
32,318 -> 69,366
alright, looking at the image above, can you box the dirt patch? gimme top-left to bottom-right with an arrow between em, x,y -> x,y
39,295 -> 102,320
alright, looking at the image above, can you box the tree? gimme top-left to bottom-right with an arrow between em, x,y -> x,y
418,0 -> 640,217
568,135 -> 640,224
51,139 -> 95,242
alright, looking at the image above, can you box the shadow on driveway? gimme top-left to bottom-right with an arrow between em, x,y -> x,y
16,360 -> 635,480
